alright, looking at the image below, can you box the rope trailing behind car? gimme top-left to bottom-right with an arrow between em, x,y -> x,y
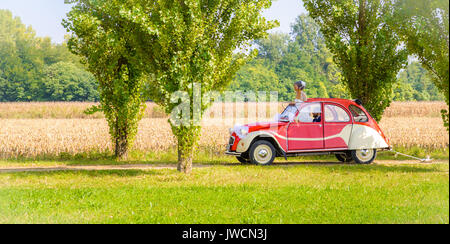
389,149 -> 433,163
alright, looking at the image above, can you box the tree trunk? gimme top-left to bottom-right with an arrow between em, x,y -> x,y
173,125 -> 200,174
115,130 -> 128,160
177,146 -> 193,174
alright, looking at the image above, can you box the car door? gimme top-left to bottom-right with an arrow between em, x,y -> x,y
287,102 -> 324,151
323,103 -> 353,149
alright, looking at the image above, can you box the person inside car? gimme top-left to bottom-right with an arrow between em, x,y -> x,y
312,112 -> 322,123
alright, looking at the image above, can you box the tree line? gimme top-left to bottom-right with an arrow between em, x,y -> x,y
0,9 -> 98,102
230,15 -> 445,104
0,9 -> 444,104
304,0 -> 448,124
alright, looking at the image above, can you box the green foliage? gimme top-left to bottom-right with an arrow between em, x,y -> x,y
40,62 -> 99,102
0,9 -> 96,102
442,110 -> 449,132
83,104 -> 103,116
393,62 -> 445,102
230,15 -> 350,101
254,32 -> 290,69
100,0 -> 277,172
277,15 -> 346,100
394,0 -> 449,130
0,8 -> 443,104
63,1 -> 147,160
231,59 -> 285,96
304,0 -> 409,122
0,9 -> 43,101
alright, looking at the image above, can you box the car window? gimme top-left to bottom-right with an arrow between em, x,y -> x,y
280,105 -> 298,121
298,103 -> 322,123
325,105 -> 350,122
349,105 -> 368,122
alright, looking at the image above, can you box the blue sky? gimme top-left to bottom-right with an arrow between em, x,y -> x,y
0,0 -> 307,43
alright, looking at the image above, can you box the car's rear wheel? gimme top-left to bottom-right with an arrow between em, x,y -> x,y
351,149 -> 377,164
236,156 -> 251,164
335,152 -> 353,162
249,141 -> 276,166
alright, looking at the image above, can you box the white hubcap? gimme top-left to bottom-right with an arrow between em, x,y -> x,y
254,145 -> 272,164
356,149 -> 374,162
259,149 -> 268,158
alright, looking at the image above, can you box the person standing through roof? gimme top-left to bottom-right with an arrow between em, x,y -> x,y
294,81 -> 307,105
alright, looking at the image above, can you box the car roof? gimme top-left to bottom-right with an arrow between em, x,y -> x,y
286,98 -> 356,107
307,98 -> 354,104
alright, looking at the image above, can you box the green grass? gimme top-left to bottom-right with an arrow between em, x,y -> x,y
379,146 -> 449,160
1,146 -> 448,168
0,162 -> 448,224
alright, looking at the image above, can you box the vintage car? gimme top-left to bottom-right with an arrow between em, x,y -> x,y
225,98 -> 391,165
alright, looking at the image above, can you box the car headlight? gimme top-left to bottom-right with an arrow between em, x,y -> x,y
238,127 -> 249,137
232,125 -> 250,138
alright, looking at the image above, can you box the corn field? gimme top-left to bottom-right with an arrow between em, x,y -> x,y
0,102 -> 448,159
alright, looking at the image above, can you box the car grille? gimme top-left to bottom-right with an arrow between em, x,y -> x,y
229,137 -> 235,146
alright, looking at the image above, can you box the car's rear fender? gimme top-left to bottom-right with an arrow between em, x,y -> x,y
348,124 -> 389,150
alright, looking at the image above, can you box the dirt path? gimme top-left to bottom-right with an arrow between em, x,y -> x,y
0,160 -> 447,173
0,164 -> 214,173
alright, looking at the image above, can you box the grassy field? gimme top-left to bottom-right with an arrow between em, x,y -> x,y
0,162 -> 448,224
0,146 -> 448,169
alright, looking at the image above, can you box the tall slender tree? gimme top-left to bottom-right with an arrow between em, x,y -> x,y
63,1 -> 147,159
304,0 -> 408,121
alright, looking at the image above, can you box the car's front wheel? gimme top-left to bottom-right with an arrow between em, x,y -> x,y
335,152 -> 353,163
351,149 -> 377,164
249,140 -> 276,166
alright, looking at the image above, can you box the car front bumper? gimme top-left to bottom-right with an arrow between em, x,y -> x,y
225,151 -> 241,156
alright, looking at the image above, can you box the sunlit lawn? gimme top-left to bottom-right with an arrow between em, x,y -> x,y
0,161 -> 448,224
0,146 -> 448,168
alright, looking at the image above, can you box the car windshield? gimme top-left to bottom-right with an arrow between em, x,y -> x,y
279,105 -> 298,121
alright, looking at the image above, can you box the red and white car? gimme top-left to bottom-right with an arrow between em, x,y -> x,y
226,99 -> 391,165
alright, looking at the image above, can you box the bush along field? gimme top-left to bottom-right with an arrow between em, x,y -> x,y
0,101 -> 448,224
